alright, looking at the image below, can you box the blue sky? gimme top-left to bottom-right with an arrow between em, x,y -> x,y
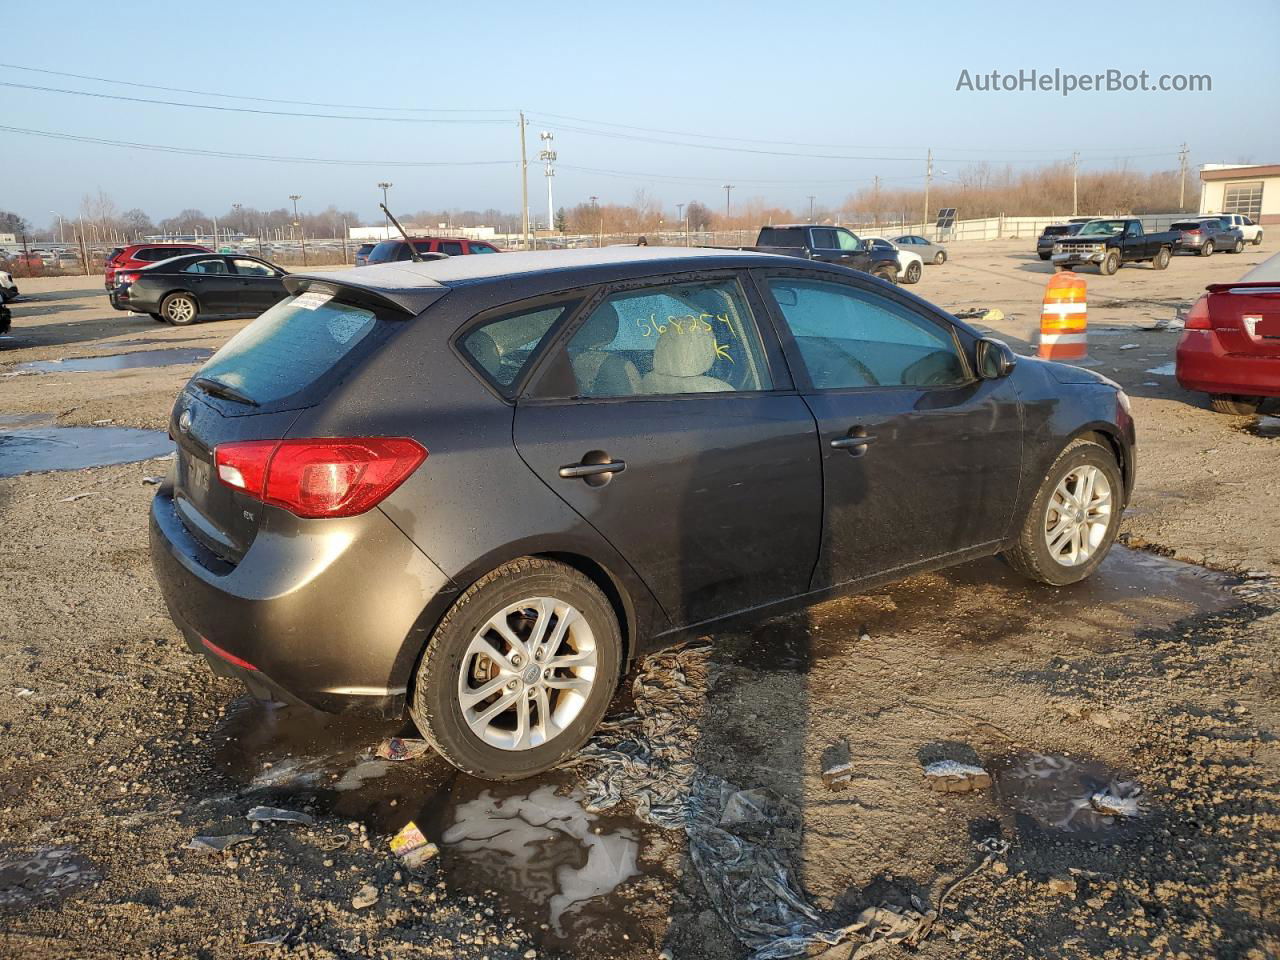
4,0 -> 1278,229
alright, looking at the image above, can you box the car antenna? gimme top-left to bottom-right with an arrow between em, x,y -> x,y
379,203 -> 423,262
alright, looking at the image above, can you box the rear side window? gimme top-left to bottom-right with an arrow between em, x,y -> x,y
810,228 -> 839,249
757,228 -> 804,247
459,303 -> 571,395
196,292 -> 381,405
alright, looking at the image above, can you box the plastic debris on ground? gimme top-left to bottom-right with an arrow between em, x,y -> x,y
246,805 -> 315,826
389,821 -> 439,871
374,736 -> 432,762
141,475 -> 163,486
1119,343 -> 1141,350
352,883 -> 379,910
923,760 -> 992,793
58,492 -> 94,503
564,643 -> 873,960
1089,790 -> 1141,818
186,834 -> 254,853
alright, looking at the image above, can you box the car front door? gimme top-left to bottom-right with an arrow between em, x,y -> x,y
513,273 -> 823,629
182,258 -> 237,313
230,258 -> 287,313
758,270 -> 1024,590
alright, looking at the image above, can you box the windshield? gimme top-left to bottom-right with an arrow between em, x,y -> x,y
1077,220 -> 1128,237
195,291 -> 382,406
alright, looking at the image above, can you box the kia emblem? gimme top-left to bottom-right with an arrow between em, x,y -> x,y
178,410 -> 192,434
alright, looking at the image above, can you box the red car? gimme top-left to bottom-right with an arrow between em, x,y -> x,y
363,236 -> 501,265
1176,280 -> 1280,414
105,243 -> 211,308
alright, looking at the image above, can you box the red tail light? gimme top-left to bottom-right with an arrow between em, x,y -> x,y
1184,295 -> 1212,330
117,272 -> 141,286
214,437 -> 426,518
1185,230 -> 1201,238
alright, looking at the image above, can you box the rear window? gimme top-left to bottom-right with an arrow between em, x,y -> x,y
757,228 -> 805,247
1042,225 -> 1071,237
1171,222 -> 1202,231
195,291 -> 381,405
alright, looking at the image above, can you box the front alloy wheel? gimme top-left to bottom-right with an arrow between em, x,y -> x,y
1043,466 -> 1112,567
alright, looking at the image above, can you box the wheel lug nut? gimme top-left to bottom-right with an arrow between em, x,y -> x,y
507,680 -> 518,690
534,650 -> 543,661
543,669 -> 552,680
511,655 -> 521,667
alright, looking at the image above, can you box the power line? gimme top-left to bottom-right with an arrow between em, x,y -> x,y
0,61 -> 514,114
557,163 -> 921,186
0,124 -> 517,167
0,80 -> 510,123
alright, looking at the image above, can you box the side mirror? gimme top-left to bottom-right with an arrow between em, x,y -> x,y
976,337 -> 1017,379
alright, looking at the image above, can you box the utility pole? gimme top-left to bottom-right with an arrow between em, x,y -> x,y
1178,143 -> 1189,210
1071,152 -> 1080,217
50,211 -> 64,244
676,202 -> 685,224
723,184 -> 734,221
518,112 -> 530,249
807,196 -> 816,223
589,196 -> 600,247
923,149 -> 932,239
377,182 -> 392,238
539,131 -> 556,235
872,175 -> 882,227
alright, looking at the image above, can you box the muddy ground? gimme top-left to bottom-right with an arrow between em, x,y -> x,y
1,241 -> 1277,959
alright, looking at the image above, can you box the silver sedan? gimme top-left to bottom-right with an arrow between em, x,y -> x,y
893,234 -> 948,265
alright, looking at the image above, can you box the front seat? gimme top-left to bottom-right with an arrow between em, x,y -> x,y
570,303 -> 641,396
640,323 -> 732,394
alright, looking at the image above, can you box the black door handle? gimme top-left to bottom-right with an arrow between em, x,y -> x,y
559,451 -> 626,487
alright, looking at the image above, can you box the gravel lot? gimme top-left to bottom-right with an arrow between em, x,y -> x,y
1,241 -> 1277,959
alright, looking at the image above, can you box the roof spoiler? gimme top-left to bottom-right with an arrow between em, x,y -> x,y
282,275 -> 444,316
1205,282 -> 1280,294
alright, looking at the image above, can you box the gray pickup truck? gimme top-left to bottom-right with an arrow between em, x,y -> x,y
745,225 -> 900,282
1051,218 -> 1177,275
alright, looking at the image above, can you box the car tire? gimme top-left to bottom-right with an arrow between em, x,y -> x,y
934,251 -> 947,265
1201,241 -> 1214,257
160,292 -> 199,326
1000,437 -> 1123,587
1099,251 -> 1120,276
1231,238 -> 1244,254
1209,394 -> 1263,415
1253,233 -> 1263,246
1038,252 -> 1051,261
409,556 -> 622,781
149,313 -> 166,323
1151,247 -> 1170,270
873,267 -> 898,284
904,261 -> 922,284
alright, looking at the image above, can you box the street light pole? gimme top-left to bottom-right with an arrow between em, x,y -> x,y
290,194 -> 306,266
723,184 -> 734,221
377,182 -> 392,238
50,211 -> 64,244
808,196 -> 816,223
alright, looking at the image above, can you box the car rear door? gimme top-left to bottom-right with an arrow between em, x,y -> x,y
230,258 -> 287,313
181,257 -> 238,313
757,269 -> 1023,590
512,272 -> 823,629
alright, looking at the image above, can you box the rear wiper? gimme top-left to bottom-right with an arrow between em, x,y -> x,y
193,376 -> 258,407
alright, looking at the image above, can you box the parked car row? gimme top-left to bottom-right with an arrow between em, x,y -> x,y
1037,215 -> 1264,272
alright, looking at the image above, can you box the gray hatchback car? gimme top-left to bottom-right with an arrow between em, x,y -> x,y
150,247 -> 1135,780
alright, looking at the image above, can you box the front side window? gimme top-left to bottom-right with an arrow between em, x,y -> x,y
767,278 -> 966,389
470,243 -> 497,254
837,230 -> 862,252
440,242 -> 465,256
231,258 -> 275,277
459,303 -> 571,394
184,258 -> 229,275
562,278 -> 773,398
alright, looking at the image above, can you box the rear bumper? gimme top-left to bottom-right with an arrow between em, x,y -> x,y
148,483 -> 458,717
1175,332 -> 1280,398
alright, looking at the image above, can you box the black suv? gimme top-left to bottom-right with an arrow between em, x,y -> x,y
150,248 -> 1135,780
1036,222 -> 1083,260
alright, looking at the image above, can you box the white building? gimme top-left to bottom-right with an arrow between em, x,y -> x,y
1199,163 -> 1279,226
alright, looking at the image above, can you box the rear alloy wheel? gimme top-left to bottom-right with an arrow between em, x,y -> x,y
904,261 -> 922,284
1201,241 -> 1214,257
1152,247 -> 1170,270
161,292 -> 199,325
1232,238 -> 1244,254
410,557 -> 621,780
1209,394 -> 1263,415
1001,438 -> 1123,586
934,251 -> 947,265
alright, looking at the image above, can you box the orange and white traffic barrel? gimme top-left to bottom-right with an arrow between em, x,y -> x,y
1037,272 -> 1088,361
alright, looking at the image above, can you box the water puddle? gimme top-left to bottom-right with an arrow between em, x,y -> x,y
1247,415 -> 1280,438
991,750 -> 1145,841
13,347 -> 212,374
0,847 -> 99,912
0,427 -> 173,477
1145,362 -> 1176,376
210,698 -> 655,943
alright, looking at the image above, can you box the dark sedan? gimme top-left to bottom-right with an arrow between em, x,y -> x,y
150,248 -> 1135,780
116,253 -> 289,325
